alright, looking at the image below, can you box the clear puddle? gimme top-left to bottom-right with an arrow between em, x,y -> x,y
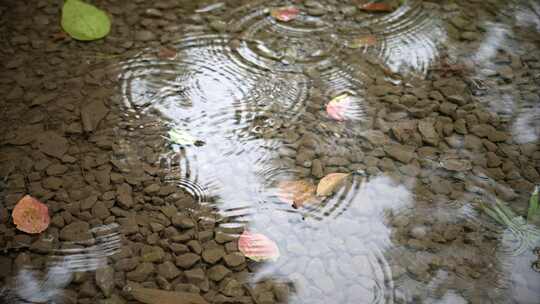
1,0 -> 539,303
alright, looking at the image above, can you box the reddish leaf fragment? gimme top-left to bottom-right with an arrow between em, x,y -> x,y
348,35 -> 377,49
359,2 -> 394,13
238,230 -> 280,262
158,47 -> 177,60
12,195 -> 50,234
51,31 -> 69,42
270,6 -> 300,22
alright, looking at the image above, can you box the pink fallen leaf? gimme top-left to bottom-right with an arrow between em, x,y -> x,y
238,230 -> 280,262
12,195 -> 50,234
270,6 -> 300,22
359,2 -> 394,12
327,93 -> 367,122
277,180 -> 317,208
326,94 -> 350,121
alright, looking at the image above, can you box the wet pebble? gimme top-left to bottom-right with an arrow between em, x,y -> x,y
175,253 -> 200,268
59,221 -> 91,242
135,30 -> 156,41
208,264 -> 231,282
223,252 -> 245,267
95,266 -> 114,297
157,261 -> 181,279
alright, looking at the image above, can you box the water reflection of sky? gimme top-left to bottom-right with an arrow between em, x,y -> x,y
119,0 -> 540,301
239,175 -> 412,303
114,0 -> 540,301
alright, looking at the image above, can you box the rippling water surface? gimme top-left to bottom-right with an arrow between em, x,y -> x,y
1,0 -> 540,303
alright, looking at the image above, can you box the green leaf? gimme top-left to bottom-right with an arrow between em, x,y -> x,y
527,185 -> 539,222
61,0 -> 111,41
166,128 -> 198,146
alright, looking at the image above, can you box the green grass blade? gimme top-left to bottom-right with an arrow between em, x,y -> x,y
480,201 -> 506,226
495,198 -> 518,218
493,200 -> 517,227
527,186 -> 539,222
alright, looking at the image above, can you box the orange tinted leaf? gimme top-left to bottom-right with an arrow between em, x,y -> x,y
316,173 -> 350,196
12,195 -> 50,234
238,230 -> 280,262
277,180 -> 316,207
158,47 -> 177,60
359,2 -> 394,12
270,6 -> 300,22
348,35 -> 377,49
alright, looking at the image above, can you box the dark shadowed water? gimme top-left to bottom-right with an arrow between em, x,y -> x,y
0,0 -> 539,303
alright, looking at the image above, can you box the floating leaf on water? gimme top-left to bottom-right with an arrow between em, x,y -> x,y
12,195 -> 50,234
129,286 -> 209,304
61,0 -> 111,41
165,128 -> 202,146
527,185 -> 539,223
157,47 -> 177,60
238,230 -> 280,262
348,35 -> 377,49
359,2 -> 394,13
277,180 -> 316,208
326,94 -> 352,121
316,173 -> 350,196
270,6 -> 300,22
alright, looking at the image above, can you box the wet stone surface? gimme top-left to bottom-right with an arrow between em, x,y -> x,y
0,0 -> 540,304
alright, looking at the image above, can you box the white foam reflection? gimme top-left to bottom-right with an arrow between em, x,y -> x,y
5,224 -> 121,303
512,106 -> 540,144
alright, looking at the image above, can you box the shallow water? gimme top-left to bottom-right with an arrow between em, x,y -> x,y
1,0 -> 540,303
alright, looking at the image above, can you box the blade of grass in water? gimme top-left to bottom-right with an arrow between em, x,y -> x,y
480,201 -> 506,226
479,197 -> 540,256
494,198 -> 519,227
527,186 -> 539,223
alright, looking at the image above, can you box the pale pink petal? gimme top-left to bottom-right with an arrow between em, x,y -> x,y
238,230 -> 280,262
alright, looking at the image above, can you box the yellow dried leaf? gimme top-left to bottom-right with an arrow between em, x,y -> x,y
348,35 -> 377,49
316,173 -> 350,196
277,180 -> 316,208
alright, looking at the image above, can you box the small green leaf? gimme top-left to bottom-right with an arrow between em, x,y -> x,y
61,0 -> 111,41
166,128 -> 199,146
527,185 -> 539,222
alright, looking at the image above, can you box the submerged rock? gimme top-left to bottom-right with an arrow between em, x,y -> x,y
95,266 -> 114,297
59,221 -> 91,241
384,144 -> 416,163
81,100 -> 109,132
36,132 -> 68,159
